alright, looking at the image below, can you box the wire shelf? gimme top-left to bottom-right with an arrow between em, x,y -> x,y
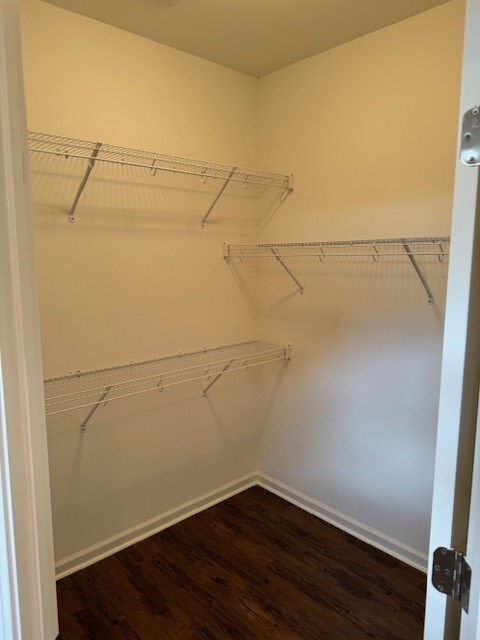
224,236 -> 450,302
28,131 -> 293,224
44,340 -> 291,430
225,236 -> 450,259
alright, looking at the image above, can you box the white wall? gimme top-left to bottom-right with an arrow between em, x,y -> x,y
20,0 -> 465,570
20,0 -> 265,564
254,0 -> 465,558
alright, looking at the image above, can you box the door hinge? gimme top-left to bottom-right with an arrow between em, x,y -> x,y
432,547 -> 471,613
460,106 -> 480,166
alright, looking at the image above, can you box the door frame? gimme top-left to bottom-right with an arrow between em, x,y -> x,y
0,0 -> 58,638
424,0 -> 480,637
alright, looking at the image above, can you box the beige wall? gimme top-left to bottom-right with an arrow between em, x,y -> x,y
20,0 -> 262,563
257,2 -> 462,240
20,0 -> 465,568
22,1 -> 258,165
255,0 -> 464,558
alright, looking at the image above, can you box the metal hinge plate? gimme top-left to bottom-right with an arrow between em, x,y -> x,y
432,547 -> 471,613
461,106 -> 480,166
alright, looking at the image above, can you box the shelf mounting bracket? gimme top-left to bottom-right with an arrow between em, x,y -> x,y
270,248 -> 304,294
401,240 -> 434,304
201,167 -> 237,227
280,174 -> 295,203
80,385 -> 111,433
69,142 -> 102,222
203,360 -> 234,397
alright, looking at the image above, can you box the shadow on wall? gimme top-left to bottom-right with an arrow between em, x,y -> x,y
255,327 -> 441,550
29,152 -> 288,234
226,249 -> 449,336
46,363 -> 288,559
244,237 -> 449,555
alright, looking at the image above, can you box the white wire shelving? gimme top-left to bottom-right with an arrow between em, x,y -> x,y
44,340 -> 291,432
28,131 -> 294,225
224,236 -> 450,303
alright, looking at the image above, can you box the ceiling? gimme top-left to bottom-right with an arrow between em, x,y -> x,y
43,0 -> 451,77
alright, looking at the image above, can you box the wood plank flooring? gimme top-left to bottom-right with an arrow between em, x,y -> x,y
57,486 -> 426,639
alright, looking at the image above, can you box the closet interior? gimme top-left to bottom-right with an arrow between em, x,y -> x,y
19,0 -> 465,635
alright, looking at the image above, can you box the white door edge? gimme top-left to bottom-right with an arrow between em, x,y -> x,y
0,0 -> 58,638
460,385 -> 480,638
424,0 -> 480,637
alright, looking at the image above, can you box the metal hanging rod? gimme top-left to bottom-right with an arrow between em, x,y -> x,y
224,236 -> 450,303
28,131 -> 294,224
44,340 -> 291,432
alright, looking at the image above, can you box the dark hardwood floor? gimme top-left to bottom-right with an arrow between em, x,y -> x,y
57,486 -> 426,639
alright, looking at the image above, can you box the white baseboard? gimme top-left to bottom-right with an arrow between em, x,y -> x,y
257,472 -> 428,573
55,470 -> 428,579
55,472 -> 258,579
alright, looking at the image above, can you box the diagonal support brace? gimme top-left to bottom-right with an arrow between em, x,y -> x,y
270,248 -> 304,294
201,167 -> 237,227
80,386 -> 111,433
203,360 -> 234,397
69,142 -> 102,222
401,240 -> 434,304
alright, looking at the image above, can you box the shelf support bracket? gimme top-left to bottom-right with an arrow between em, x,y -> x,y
69,142 -> 102,222
203,360 -> 234,397
401,240 -> 434,304
201,167 -> 237,227
270,248 -> 304,294
438,243 -> 445,262
280,174 -> 295,203
80,386 -> 111,433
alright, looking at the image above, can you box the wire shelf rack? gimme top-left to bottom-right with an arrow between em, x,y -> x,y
44,340 -> 291,432
28,131 -> 293,224
224,236 -> 450,302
